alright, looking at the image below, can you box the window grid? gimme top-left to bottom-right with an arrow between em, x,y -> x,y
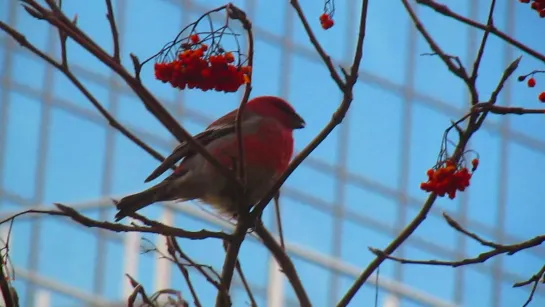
1,0 -> 544,306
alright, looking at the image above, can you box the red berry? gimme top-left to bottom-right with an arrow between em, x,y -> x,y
471,158 -> 479,172
528,77 -> 536,87
319,13 -> 334,30
519,0 -> 530,3
539,92 -> 545,103
540,9 -> 545,17
322,19 -> 334,29
190,34 -> 200,44
319,13 -> 329,22
532,1 -> 544,10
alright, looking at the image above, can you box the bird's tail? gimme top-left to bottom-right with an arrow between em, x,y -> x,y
114,182 -> 174,222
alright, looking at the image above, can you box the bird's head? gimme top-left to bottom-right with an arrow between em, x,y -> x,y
246,96 -> 306,130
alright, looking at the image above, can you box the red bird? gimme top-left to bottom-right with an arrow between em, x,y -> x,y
114,96 -> 305,221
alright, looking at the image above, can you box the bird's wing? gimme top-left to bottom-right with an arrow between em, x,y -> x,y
144,125 -> 236,182
144,109 -> 247,183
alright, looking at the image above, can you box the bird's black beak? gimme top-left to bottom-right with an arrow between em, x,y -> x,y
293,112 -> 306,129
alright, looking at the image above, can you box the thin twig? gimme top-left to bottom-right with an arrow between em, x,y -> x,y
235,259 -> 258,307
273,193 -> 285,250
254,221 -> 311,306
126,274 -> 155,306
338,193 -> 437,306
474,56 -> 521,128
104,0 -> 121,62
469,0 -> 496,102
369,244 -> 545,307
514,264 -> 545,307
56,3 -> 69,69
489,57 -> 521,105
442,213 -> 502,249
168,237 -> 223,289
290,0 -> 345,89
166,237 -> 202,307
472,104 -> 545,116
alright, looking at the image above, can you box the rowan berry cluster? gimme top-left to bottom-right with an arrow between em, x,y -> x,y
154,34 -> 251,93
420,158 -> 478,199
319,13 -> 334,29
519,0 -> 545,18
518,73 -> 545,103
320,0 -> 335,30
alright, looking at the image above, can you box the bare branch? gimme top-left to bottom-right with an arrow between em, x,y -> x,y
21,3 -> 45,20
470,0 -> 496,91
130,53 -> 142,81
473,103 -> 545,116
290,0 -> 346,89
0,260 -> 15,307
442,213 -> 501,249
416,0 -> 545,64
168,237 -> 223,290
370,241 -> 545,307
490,56 -> 521,104
234,259 -> 257,307
369,213 -> 545,268
402,1 -> 469,81
514,264 -> 545,307
254,222 -> 311,306
216,224 -> 244,306
0,204 -> 231,240
126,274 -> 155,307
221,241 -> 258,307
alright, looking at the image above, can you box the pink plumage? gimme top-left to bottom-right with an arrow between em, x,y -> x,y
114,96 -> 305,221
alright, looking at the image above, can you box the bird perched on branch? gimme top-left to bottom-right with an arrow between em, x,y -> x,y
114,96 -> 305,222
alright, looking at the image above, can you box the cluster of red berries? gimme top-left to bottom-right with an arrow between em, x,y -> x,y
519,0 -> 545,17
319,13 -> 334,29
420,159 -> 478,199
521,75 -> 545,103
154,35 -> 251,93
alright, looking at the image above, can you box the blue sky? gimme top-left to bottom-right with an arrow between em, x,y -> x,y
1,0 -> 545,306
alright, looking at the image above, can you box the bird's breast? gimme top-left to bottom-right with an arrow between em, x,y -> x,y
212,126 -> 294,174
245,124 -> 293,171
